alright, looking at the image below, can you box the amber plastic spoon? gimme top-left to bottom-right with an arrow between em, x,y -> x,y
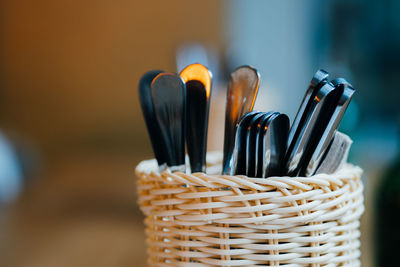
222,66 -> 260,174
180,63 -> 212,173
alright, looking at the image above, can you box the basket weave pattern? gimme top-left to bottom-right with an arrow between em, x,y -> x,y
136,153 -> 364,266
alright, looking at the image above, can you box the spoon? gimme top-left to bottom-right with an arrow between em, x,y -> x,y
284,82 -> 339,176
180,63 -> 212,173
262,113 -> 289,177
230,111 -> 258,175
151,73 -> 186,172
304,78 -> 355,176
222,66 -> 260,174
245,112 -> 266,177
254,112 -> 274,177
296,81 -> 344,176
138,70 -> 166,167
286,69 -> 329,165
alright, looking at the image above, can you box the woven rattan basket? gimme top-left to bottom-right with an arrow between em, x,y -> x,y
135,152 -> 364,266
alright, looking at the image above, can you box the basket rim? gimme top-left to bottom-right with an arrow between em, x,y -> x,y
135,151 -> 362,187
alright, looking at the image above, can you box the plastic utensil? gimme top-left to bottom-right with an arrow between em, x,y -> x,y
231,111 -> 258,175
255,112 -> 290,178
180,63 -> 212,173
138,70 -> 166,167
151,73 -> 186,172
285,82 -> 340,176
222,66 -> 260,174
254,112 -> 274,177
304,78 -> 355,175
245,112 -> 267,177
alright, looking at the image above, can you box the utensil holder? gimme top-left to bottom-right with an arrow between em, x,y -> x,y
135,152 -> 364,266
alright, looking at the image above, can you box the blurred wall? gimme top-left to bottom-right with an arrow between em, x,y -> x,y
0,0 -> 223,159
225,0 -> 316,119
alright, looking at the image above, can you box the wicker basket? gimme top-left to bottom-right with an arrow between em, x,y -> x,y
135,152 -> 364,266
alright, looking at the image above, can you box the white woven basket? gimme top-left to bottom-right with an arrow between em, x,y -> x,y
135,152 -> 364,267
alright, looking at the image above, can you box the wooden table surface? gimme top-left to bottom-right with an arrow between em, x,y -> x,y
0,151 -> 148,267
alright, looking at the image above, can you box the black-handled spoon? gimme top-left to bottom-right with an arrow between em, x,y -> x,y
287,69 -> 329,149
263,113 -> 289,177
245,112 -> 266,177
138,70 -> 166,167
231,111 -> 258,175
304,78 -> 355,176
254,112 -> 274,177
286,69 -> 329,166
285,82 -> 340,176
151,73 -> 186,172
296,82 -> 344,176
222,66 -> 260,174
180,63 -> 212,173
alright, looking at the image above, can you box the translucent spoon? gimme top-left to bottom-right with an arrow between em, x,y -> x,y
222,66 -> 260,174
180,63 -> 212,173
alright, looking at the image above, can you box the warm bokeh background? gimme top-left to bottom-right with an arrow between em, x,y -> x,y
0,0 -> 399,266
0,0 -> 223,156
0,0 -> 223,266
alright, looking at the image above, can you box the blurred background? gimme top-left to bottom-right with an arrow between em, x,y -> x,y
0,0 -> 399,266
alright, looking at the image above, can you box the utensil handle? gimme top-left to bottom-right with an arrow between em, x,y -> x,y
186,80 -> 210,173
